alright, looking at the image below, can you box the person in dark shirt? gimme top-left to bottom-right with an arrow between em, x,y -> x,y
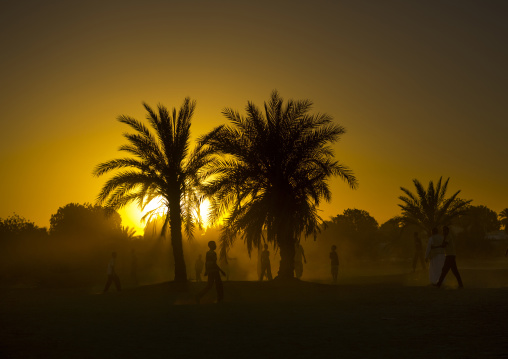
330,245 -> 339,283
196,241 -> 226,303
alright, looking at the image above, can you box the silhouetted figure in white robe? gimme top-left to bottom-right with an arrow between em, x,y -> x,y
103,252 -> 121,293
412,232 -> 426,272
425,228 -> 445,285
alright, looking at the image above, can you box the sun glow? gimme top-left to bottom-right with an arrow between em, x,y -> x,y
119,197 -> 212,236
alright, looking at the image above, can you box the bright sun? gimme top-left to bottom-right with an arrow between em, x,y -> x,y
120,197 -> 212,236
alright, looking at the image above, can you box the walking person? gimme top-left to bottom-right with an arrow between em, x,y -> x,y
412,232 -> 426,272
196,241 -> 226,303
259,243 -> 272,281
425,228 -> 446,285
103,252 -> 121,293
436,226 -> 464,288
330,245 -> 339,283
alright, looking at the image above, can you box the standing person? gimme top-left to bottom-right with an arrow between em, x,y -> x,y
412,232 -> 426,272
103,252 -> 121,293
330,245 -> 339,283
259,243 -> 272,281
425,228 -> 446,285
294,243 -> 307,279
195,254 -> 204,282
436,226 -> 464,288
196,241 -> 226,303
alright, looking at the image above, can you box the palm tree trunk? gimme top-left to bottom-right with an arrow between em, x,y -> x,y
169,198 -> 187,283
277,220 -> 295,279
278,239 -> 295,279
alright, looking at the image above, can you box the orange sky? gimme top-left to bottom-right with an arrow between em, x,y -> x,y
1,1 -> 507,234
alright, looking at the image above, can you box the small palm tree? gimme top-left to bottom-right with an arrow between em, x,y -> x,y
499,208 -> 508,232
398,177 -> 471,234
121,226 -> 137,240
93,98 -> 206,283
200,90 -> 357,279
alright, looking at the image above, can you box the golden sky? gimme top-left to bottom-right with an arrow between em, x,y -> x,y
1,1 -> 507,234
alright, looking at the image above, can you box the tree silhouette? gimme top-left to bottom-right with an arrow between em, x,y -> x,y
453,205 -> 500,233
200,90 -> 357,279
499,208 -> 508,233
398,177 -> 471,234
93,98 -> 206,283
49,203 -> 122,238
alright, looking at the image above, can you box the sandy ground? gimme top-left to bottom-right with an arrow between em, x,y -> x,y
1,266 -> 508,358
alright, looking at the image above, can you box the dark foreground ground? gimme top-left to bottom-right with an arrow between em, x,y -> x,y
1,267 -> 508,359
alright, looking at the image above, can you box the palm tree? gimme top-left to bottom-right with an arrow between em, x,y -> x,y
93,98 -> 206,283
200,90 -> 358,279
499,208 -> 508,233
398,177 -> 471,234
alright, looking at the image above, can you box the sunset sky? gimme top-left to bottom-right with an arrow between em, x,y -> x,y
1,1 -> 507,234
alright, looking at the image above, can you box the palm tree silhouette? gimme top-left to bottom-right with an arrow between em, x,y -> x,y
93,98 -> 206,283
398,177 -> 471,234
200,90 -> 357,279
499,208 -> 508,233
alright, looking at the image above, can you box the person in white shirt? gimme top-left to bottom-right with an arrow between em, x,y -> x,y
436,226 -> 463,288
425,228 -> 446,285
103,252 -> 121,293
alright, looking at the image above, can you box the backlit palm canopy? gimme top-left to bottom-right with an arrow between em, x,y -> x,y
200,90 -> 357,279
93,98 -> 206,283
499,208 -> 508,232
398,177 -> 471,234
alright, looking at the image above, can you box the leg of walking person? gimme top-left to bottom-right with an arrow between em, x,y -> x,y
196,273 -> 214,303
214,271 -> 223,302
103,276 -> 113,293
113,274 -> 121,291
437,257 -> 452,287
449,257 -> 464,287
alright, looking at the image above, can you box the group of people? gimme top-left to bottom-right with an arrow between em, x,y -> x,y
104,225 -> 465,299
419,226 -> 464,288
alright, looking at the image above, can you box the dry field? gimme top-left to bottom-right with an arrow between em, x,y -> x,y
1,264 -> 508,358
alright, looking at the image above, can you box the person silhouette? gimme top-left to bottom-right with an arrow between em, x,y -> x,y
294,243 -> 307,279
330,245 -> 339,283
436,226 -> 464,288
195,254 -> 204,282
425,228 -> 446,285
196,241 -> 226,303
259,243 -> 272,281
412,232 -> 426,272
103,252 -> 121,293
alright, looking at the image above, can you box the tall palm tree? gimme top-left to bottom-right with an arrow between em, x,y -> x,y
200,90 -> 358,279
93,98 -> 206,283
499,208 -> 508,232
398,177 -> 471,234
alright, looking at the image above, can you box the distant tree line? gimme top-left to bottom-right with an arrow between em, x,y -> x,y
0,204 -> 139,287
321,204 -> 507,263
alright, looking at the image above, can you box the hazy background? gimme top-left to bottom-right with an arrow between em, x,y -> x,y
1,0 -> 507,234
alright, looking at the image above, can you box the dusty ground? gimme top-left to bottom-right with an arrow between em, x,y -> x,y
1,266 -> 508,358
